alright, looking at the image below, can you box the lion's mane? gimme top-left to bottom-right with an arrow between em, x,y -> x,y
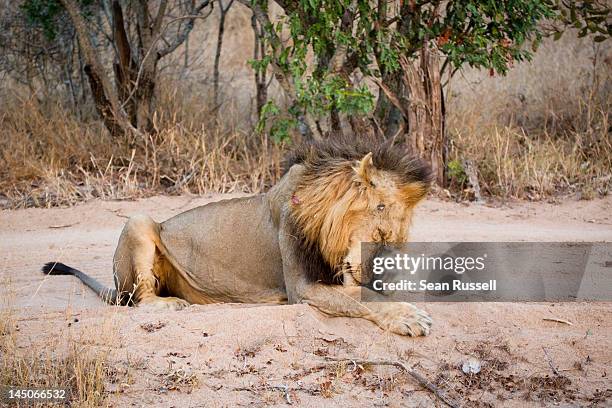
283,135 -> 433,284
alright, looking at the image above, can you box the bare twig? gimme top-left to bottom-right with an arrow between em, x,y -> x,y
234,383 -> 295,403
324,357 -> 460,408
213,0 -> 235,107
542,347 -> 560,376
542,317 -> 573,326
250,10 -> 269,117
48,223 -> 79,229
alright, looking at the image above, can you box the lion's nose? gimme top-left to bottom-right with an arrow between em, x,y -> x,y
373,228 -> 391,242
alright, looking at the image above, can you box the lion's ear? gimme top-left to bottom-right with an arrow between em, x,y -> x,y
355,152 -> 375,185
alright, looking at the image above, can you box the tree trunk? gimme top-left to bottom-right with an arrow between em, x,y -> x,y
133,0 -> 161,134
135,72 -> 156,133
59,0 -> 136,138
374,71 -> 404,139
111,0 -> 137,126
83,65 -> 123,137
401,51 -> 445,186
373,49 -> 447,186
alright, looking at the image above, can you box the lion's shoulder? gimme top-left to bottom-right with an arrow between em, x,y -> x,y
266,164 -> 305,227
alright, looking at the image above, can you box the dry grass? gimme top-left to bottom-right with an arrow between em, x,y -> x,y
0,275 -> 120,407
0,81 -> 284,209
446,33 -> 611,201
447,123 -> 610,201
0,307 -> 118,407
0,31 -> 609,207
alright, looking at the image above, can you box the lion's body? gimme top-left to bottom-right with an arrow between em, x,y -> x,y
113,166 -> 301,307
44,137 -> 435,337
158,195 -> 286,304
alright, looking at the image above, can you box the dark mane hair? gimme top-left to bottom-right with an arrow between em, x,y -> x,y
283,134 -> 433,285
286,216 -> 342,284
283,134 -> 433,187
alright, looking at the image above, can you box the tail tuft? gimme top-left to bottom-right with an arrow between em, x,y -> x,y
41,261 -> 119,305
42,262 -> 74,275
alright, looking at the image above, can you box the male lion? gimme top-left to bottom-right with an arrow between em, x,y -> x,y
43,137 -> 433,336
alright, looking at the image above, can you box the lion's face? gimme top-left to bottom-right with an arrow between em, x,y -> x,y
290,147 -> 430,285
341,153 -> 427,285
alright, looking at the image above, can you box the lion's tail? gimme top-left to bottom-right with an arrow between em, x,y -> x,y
41,262 -> 119,305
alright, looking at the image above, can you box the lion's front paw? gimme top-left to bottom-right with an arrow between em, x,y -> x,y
372,302 -> 432,337
138,296 -> 190,311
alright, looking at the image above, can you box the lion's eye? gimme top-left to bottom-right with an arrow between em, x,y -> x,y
376,203 -> 386,211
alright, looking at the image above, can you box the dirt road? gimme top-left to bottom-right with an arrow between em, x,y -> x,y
1,195 -> 611,407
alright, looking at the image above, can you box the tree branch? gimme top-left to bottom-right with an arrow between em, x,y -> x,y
237,0 -> 322,140
157,0 -> 212,59
371,76 -> 409,120
324,357 -> 460,408
119,13 -> 213,113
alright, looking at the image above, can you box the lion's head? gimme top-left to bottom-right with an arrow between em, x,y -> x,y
284,135 -> 433,285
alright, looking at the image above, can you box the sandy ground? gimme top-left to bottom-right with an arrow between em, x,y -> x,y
1,194 -> 611,407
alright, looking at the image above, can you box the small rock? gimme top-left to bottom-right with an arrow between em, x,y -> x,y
462,358 -> 482,374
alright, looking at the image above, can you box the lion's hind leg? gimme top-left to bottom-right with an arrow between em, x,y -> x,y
113,214 -> 189,311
